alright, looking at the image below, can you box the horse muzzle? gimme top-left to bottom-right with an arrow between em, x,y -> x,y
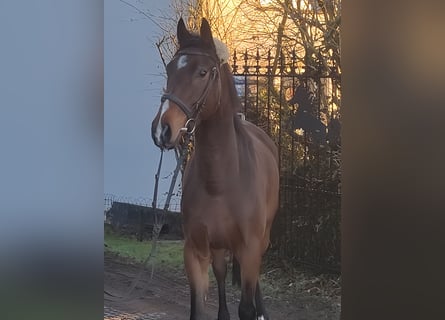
151,116 -> 178,150
159,124 -> 176,150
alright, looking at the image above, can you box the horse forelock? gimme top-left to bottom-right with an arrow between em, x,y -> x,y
176,33 -> 218,60
213,38 -> 230,65
176,34 -> 230,66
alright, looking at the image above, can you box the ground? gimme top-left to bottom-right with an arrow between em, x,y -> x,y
104,237 -> 340,320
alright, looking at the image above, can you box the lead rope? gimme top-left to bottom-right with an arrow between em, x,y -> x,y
151,149 -> 163,211
105,134 -> 192,301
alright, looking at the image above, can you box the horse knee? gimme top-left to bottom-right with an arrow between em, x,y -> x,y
184,243 -> 211,320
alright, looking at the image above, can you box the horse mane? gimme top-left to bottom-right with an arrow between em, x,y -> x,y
220,63 -> 243,114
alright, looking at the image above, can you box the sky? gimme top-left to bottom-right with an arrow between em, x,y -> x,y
0,0 -> 181,260
105,0 -> 181,209
0,1 -> 181,305
0,0 -> 104,276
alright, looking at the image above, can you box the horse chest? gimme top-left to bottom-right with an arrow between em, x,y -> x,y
184,168 -> 238,197
182,194 -> 239,243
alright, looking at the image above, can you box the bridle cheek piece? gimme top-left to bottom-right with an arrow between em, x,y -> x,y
161,51 -> 220,135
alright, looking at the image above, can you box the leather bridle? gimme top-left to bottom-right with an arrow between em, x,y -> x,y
160,50 -> 220,134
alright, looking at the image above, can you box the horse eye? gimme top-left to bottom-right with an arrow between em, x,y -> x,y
199,69 -> 208,77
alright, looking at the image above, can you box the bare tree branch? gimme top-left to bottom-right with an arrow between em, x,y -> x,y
118,0 -> 164,30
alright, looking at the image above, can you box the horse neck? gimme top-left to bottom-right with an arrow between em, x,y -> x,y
194,95 -> 240,183
195,105 -> 237,160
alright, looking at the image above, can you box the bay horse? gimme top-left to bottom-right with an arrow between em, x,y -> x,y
151,18 -> 279,320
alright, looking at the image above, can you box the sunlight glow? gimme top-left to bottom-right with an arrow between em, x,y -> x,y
259,0 -> 273,6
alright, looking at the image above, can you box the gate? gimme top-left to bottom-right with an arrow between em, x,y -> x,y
231,49 -> 341,272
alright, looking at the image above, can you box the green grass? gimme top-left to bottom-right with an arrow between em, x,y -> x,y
104,230 -> 217,281
104,231 -> 184,270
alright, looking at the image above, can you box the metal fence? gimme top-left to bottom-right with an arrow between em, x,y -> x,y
104,193 -> 181,213
231,49 -> 341,272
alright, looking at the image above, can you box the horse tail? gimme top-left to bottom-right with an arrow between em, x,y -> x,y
232,256 -> 241,286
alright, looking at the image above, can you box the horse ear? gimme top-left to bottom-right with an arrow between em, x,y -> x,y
200,18 -> 215,49
177,18 -> 191,47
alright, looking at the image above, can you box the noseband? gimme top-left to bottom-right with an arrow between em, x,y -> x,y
161,50 -> 220,134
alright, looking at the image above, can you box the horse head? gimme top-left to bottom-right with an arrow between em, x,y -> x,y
151,18 -> 223,149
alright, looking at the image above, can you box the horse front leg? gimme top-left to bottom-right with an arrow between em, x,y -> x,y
211,249 -> 230,320
184,240 -> 211,320
237,246 -> 261,320
254,281 -> 269,320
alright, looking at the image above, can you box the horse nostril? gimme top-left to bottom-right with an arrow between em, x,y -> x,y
160,124 -> 171,144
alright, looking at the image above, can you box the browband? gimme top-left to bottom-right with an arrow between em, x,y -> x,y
174,50 -> 220,65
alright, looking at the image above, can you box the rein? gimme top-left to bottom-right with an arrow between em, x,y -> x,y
105,133 -> 193,301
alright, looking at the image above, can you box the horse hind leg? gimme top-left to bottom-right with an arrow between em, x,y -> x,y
184,240 -> 211,320
211,249 -> 230,320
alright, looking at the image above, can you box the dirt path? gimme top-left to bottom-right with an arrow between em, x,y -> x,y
104,252 -> 340,319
